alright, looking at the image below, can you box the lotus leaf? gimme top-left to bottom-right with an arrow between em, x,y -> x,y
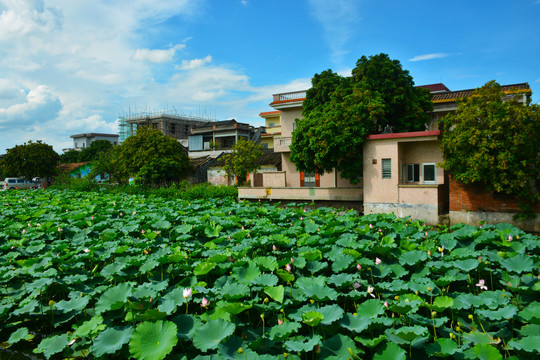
95,283 -> 133,313
221,282 -> 250,299
55,296 -> 89,312
425,338 -> 458,357
264,285 -> 284,303
193,261 -> 217,276
463,331 -> 493,345
269,321 -> 302,341
231,261 -> 261,283
373,342 -> 406,360
385,326 -> 429,345
302,310 -> 324,326
399,250 -> 428,266
518,302 -> 540,324
73,315 -> 106,337
355,334 -> 386,348
499,254 -> 535,273
284,335 -> 322,352
93,326 -> 134,356
192,319 -> 235,352
35,333 -> 69,359
472,343 -> 502,360
340,313 -> 372,332
477,305 -> 518,320
508,335 -> 540,353
432,296 -> 454,311
129,320 -> 178,360
319,334 -> 359,360
356,299 -> 386,318
8,327 -> 33,344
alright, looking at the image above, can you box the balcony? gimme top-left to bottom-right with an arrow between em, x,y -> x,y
270,90 -> 307,109
274,136 -> 292,152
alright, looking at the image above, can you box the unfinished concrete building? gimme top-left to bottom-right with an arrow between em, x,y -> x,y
118,112 -> 213,143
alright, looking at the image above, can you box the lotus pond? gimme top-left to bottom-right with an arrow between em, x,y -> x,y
0,190 -> 539,359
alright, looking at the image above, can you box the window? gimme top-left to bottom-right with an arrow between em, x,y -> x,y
406,164 -> 420,182
268,122 -> 275,127
293,122 -> 297,131
300,172 -> 320,187
423,163 -> 436,184
382,159 -> 391,179
261,143 -> 268,149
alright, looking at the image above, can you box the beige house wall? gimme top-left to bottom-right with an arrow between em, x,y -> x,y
260,137 -> 274,149
363,140 -> 399,203
239,186 -> 362,201
280,108 -> 302,137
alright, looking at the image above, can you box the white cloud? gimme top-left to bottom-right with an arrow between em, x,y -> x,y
240,0 -> 249,6
0,0 -> 62,42
535,78 -> 540,83
0,85 -> 62,129
409,53 -> 450,62
132,44 -> 186,63
307,0 -> 359,65
179,55 -> 212,70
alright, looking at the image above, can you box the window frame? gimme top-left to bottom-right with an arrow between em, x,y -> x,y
422,163 -> 437,184
406,163 -> 420,182
382,158 -> 392,179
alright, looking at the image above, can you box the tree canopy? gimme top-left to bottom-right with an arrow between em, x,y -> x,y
222,138 -> 263,186
0,141 -> 60,179
115,126 -> 190,185
439,80 -> 539,217
290,53 -> 432,182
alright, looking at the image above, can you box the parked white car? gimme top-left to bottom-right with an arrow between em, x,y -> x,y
2,177 -> 39,190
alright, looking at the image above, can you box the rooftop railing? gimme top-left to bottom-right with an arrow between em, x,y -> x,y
272,90 -> 307,103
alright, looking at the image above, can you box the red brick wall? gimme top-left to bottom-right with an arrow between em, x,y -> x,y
449,175 -> 540,213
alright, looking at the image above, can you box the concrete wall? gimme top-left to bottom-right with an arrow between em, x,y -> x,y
280,108 -> 302,138
208,168 -> 232,186
363,139 -> 400,203
239,186 -> 362,201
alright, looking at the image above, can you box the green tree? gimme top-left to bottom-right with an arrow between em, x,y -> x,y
290,53 -> 432,182
439,80 -> 539,217
115,126 -> 189,185
78,140 -> 113,162
222,138 -> 263,186
0,141 -> 60,180
59,150 -> 81,164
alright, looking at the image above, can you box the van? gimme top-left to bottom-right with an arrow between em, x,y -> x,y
2,177 -> 38,190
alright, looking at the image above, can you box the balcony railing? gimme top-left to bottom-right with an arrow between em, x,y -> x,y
274,136 -> 292,152
272,90 -> 307,103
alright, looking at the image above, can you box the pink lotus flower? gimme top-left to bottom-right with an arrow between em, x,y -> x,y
37,223 -> 41,227
476,279 -> 488,291
285,264 -> 291,272
384,301 -> 389,307
356,264 -> 361,271
141,229 -> 145,234
91,216 -> 94,220
120,212 -> 123,216
272,245 -> 277,251
508,235 -> 513,242
428,250 -> 431,256
27,223 -> 31,227
369,224 -> 373,229
183,288 -> 192,299
22,229 -> 26,234
300,217 -> 303,220
241,226 -> 245,230
375,258 -> 382,265
367,286 -> 375,298
201,297 -> 210,308
84,248 -> 90,253
278,319 -> 283,325
133,211 -> 136,215
353,282 -> 361,290
58,227 -> 62,232
290,258 -> 294,263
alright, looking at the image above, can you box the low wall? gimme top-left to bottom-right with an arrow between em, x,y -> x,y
238,187 -> 362,201
364,202 -> 440,225
449,175 -> 539,232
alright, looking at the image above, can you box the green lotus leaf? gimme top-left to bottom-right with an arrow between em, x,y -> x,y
306,260 -> 328,273
8,327 -> 34,344
296,276 -> 338,301
269,321 -> 302,341
171,314 -> 200,340
304,221 -> 319,234
498,254 -> 534,273
157,287 -> 186,315
93,326 -> 134,357
231,261 -> 261,283
426,338 -> 459,357
518,302 -> 540,324
317,304 -> 344,325
355,334 -> 386,348
432,296 -> 454,312
385,326 -> 429,345
73,315 -> 106,337
276,268 -> 295,282
300,249 -> 322,261
302,311 -> 324,327
154,219 -> 171,230
221,282 -> 250,299
208,254 -> 229,263
331,254 -> 354,272
508,335 -> 540,353
390,299 -> 422,314
453,293 -> 493,310
193,261 -> 217,276
55,296 -> 89,312
284,335 -> 322,352
518,324 -> 540,337
399,250 -> 428,266
340,313 -> 372,332
139,258 -> 159,273
217,335 -> 258,360
95,283 -> 133,314
216,301 -> 252,315
319,334 -> 359,360
254,274 -> 279,287
35,333 -> 69,359
463,331 -> 492,345
438,233 -> 458,249
13,300 -> 38,316
101,262 -> 126,277
477,305 -> 518,320
472,343 -> 502,360
127,308 -> 168,322
328,273 -> 354,287
192,319 -> 235,352
264,285 -> 284,303
373,341 -> 406,360
356,299 -> 385,318
204,222 -> 223,238
174,224 -> 192,235
129,320 -> 178,360
253,256 -> 278,271
451,259 -> 479,272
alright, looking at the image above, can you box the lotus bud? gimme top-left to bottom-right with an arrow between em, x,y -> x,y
369,224 -> 373,229
201,297 -> 210,308
375,257 -> 382,265
141,229 -> 145,234
384,301 -> 388,307
300,216 -> 303,220
278,319 -> 283,325
508,235 -> 513,242
356,264 -> 361,271
22,229 -> 26,234
285,264 -> 291,272
183,288 -> 192,299
84,248 -> 90,253
290,258 -> 294,263
68,339 -> 76,346
58,227 -> 62,232
272,245 -> 277,251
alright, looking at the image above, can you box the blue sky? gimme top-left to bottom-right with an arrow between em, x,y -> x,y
1,0 -> 539,153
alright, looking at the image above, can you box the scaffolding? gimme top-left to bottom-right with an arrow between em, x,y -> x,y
118,108 -> 215,143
